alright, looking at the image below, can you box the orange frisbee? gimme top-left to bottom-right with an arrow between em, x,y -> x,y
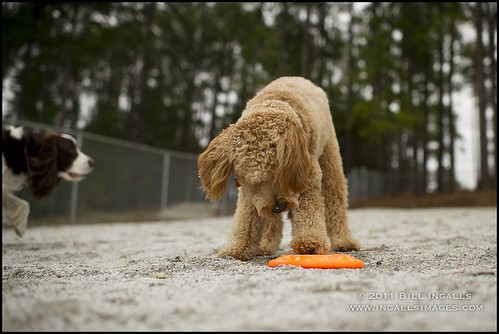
268,254 -> 364,269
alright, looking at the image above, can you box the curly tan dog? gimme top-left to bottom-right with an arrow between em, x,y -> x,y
198,76 -> 360,260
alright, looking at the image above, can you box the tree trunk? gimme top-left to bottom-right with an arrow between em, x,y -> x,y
129,2 -> 156,143
208,71 -> 221,141
277,3 -> 290,76
344,3 -> 354,174
474,3 -> 490,190
300,3 -> 311,78
486,2 -> 497,187
436,17 -> 446,193
421,71 -> 430,194
447,15 -> 457,191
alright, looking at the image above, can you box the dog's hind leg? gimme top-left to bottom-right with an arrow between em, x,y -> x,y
319,138 -> 360,251
257,214 -> 283,256
2,190 -> 30,237
218,189 -> 266,260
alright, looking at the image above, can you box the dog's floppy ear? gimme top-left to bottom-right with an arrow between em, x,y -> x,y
198,127 -> 234,201
27,133 -> 61,199
275,117 -> 311,194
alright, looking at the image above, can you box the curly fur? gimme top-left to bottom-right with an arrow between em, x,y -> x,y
198,76 -> 360,260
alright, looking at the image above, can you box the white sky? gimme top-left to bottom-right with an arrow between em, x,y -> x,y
453,86 -> 478,189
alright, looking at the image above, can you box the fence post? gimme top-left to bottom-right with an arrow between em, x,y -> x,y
161,152 -> 171,211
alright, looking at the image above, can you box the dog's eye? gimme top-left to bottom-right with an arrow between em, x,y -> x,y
272,202 -> 287,213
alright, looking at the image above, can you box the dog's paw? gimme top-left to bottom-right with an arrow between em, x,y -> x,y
256,245 -> 279,256
331,237 -> 361,252
256,240 -> 280,256
14,219 -> 27,237
218,245 -> 256,261
290,235 -> 331,255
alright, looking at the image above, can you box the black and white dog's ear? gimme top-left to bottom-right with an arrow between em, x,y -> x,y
27,134 -> 61,199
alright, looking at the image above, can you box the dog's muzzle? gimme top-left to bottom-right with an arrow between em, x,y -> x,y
272,202 -> 287,214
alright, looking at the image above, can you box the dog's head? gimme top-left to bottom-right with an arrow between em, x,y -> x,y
25,129 -> 94,198
198,111 -> 310,218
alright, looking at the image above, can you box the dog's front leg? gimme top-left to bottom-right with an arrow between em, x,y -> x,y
218,189 -> 265,260
288,190 -> 331,255
288,164 -> 331,255
257,214 -> 283,256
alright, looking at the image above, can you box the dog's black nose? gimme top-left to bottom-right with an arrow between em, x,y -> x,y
88,158 -> 94,168
272,202 -> 287,214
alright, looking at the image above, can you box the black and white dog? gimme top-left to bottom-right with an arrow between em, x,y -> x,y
2,125 -> 94,236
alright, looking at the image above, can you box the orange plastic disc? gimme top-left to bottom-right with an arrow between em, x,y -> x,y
268,254 -> 364,269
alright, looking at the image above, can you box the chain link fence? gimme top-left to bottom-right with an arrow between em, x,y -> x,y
2,120 -> 385,226
347,167 -> 385,202
3,120 -> 237,225
3,120 -> 478,226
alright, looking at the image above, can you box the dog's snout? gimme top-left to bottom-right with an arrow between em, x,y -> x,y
272,202 -> 287,214
88,158 -> 95,168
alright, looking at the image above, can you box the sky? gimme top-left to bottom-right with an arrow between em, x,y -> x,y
452,86 -> 478,189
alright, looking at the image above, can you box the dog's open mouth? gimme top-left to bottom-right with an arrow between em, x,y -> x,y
68,172 -> 85,179
59,171 -> 89,181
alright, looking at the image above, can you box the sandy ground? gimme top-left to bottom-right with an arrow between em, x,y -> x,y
2,207 -> 497,332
